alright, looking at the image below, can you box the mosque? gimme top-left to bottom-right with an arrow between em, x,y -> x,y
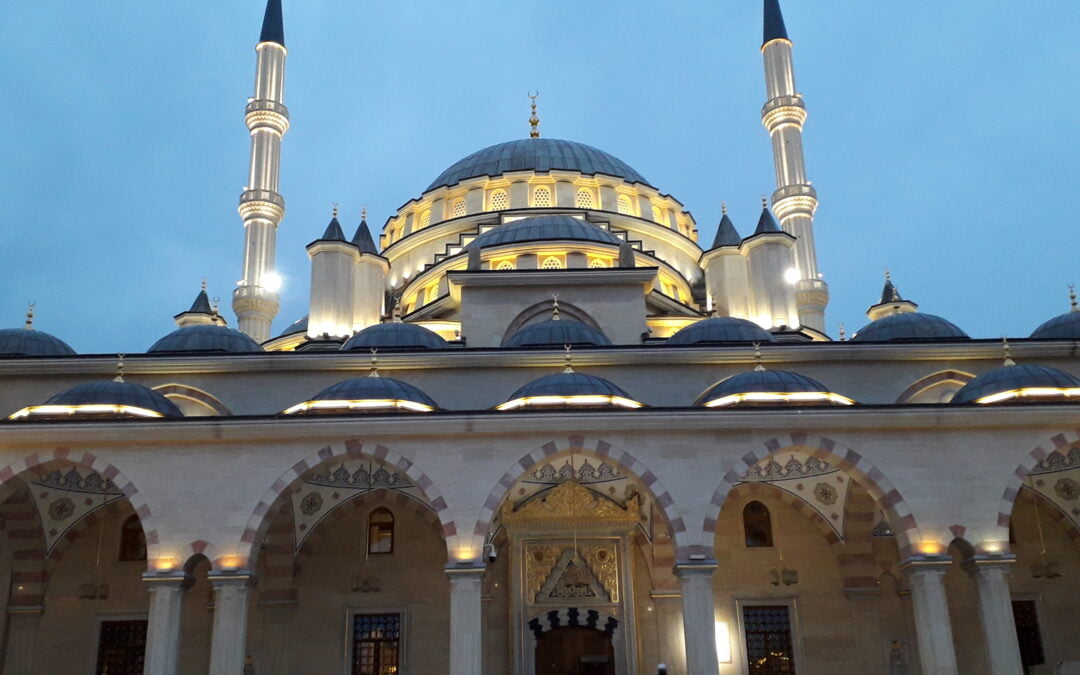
1,1 -> 1079,674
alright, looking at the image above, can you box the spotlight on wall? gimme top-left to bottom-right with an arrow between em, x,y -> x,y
715,620 -> 732,663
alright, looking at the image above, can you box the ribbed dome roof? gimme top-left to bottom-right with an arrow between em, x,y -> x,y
425,139 -> 651,193
149,325 -> 263,353
667,317 -> 776,345
1031,311 -> 1080,340
852,313 -> 969,342
15,381 -> 183,418
342,323 -> 449,351
505,319 -> 611,348
951,364 -> 1080,405
472,215 -> 622,249
0,328 -> 76,357
499,371 -> 640,410
283,376 -> 437,414
696,370 -> 853,407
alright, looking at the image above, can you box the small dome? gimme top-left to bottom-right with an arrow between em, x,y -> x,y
11,381 -> 182,420
852,313 -> 969,342
425,138 -> 651,193
498,371 -> 641,410
472,215 -> 622,250
1030,311 -> 1080,340
667,317 -> 776,345
342,323 -> 449,351
278,316 -> 308,338
951,364 -> 1080,405
505,319 -> 611,348
149,325 -> 263,353
283,376 -> 437,414
0,328 -> 76,357
696,370 -> 854,407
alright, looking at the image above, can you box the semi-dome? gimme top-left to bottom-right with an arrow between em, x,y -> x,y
149,325 -> 263,353
282,375 -> 437,414
425,138 -> 651,193
10,381 -> 183,420
951,364 -> 1080,405
1031,311 -> 1080,340
667,317 -> 776,345
0,328 -> 76,357
696,370 -> 854,407
851,313 -> 969,342
342,323 -> 449,351
505,319 -> 611,348
497,371 -> 642,411
471,215 -> 622,250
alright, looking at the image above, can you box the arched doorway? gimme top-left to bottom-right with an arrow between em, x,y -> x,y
535,626 -> 615,675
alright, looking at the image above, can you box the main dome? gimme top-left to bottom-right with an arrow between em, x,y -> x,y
471,215 -> 622,249
425,139 -> 652,193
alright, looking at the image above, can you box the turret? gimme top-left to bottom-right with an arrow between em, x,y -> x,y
742,203 -> 799,329
174,283 -> 226,328
307,210 -> 358,339
866,271 -> 918,321
233,0 -> 290,342
761,0 -> 828,332
351,210 -> 390,332
701,203 -> 750,318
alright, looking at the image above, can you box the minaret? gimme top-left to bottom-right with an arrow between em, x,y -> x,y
307,208 -> 359,340
761,0 -> 828,333
232,0 -> 289,343
351,209 -> 390,332
743,201 -> 799,329
701,203 -> 750,318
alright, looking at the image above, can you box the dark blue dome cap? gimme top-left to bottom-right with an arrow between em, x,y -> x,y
1031,311 -> 1080,340
472,215 -> 622,249
284,376 -> 438,414
852,313 -> 969,342
0,328 -> 76,357
697,369 -> 854,407
278,316 -> 308,338
425,138 -> 651,193
24,381 -> 183,418
951,364 -> 1080,405
505,319 -> 611,348
342,323 -> 449,351
149,325 -> 263,354
667,317 -> 776,345
499,371 -> 641,410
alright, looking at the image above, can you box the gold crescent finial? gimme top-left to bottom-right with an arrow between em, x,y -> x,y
838,322 -> 846,341
563,343 -> 574,373
552,294 -> 560,321
753,342 -> 766,372
1002,337 -> 1015,367
24,302 -> 35,330
761,196 -> 768,209
884,268 -> 891,282
201,277 -> 208,292
528,91 -> 540,139
362,206 -> 368,222
1069,283 -> 1077,312
332,202 -> 339,219
114,354 -> 126,383
369,348 -> 380,378
721,201 -> 728,216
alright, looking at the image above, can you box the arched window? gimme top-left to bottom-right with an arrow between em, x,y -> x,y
575,189 -> 594,209
489,190 -> 509,211
420,210 -> 431,228
452,199 -> 466,218
541,256 -> 564,270
368,508 -> 395,554
617,194 -> 634,215
743,501 -> 773,548
496,260 -> 515,271
533,186 -> 552,208
118,514 -> 147,561
651,205 -> 666,225
589,258 -> 608,269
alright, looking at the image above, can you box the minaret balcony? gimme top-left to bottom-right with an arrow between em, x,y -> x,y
245,99 -> 290,134
771,184 -> 818,221
761,94 -> 807,130
238,189 -> 286,221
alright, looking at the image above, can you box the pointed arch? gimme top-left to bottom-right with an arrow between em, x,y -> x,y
895,370 -> 974,404
998,430 -> 1080,547
501,299 -> 602,345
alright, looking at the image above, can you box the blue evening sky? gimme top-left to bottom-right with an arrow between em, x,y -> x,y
1,2 -> 1077,353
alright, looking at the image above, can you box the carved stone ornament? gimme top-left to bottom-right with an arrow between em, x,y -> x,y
501,481 -> 641,529
1055,477 -> 1079,501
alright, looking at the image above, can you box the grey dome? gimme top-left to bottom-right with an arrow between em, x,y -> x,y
472,216 -> 622,249
342,323 -> 449,351
149,325 -> 263,353
41,381 -> 182,417
295,376 -> 438,412
852,313 -> 969,342
1031,311 -> 1080,340
505,319 -> 611,348
667,318 -> 776,345
696,370 -> 852,407
951,364 -> 1080,405
279,316 -> 308,338
501,372 -> 639,409
426,138 -> 651,193
0,328 -> 76,357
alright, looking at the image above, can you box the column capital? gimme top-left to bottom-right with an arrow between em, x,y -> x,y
673,559 -> 718,578
899,556 -> 951,575
962,556 -> 1016,576
142,571 -> 192,589
6,605 -> 43,616
207,570 -> 256,587
445,565 -> 486,580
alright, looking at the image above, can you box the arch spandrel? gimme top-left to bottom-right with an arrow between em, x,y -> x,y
996,431 -> 1080,553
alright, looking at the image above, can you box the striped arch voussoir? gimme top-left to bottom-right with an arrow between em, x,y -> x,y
997,429 -> 1080,542
526,607 -> 619,642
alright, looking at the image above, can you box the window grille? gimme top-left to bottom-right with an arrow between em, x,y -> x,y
589,259 -> 607,269
496,260 -> 515,271
489,190 -> 509,211
352,613 -> 401,675
541,256 -> 563,270
575,189 -> 594,209
420,210 -> 431,228
96,620 -> 147,675
452,199 -> 466,217
533,186 -> 552,208
617,195 -> 634,215
742,605 -> 796,675
651,205 -> 666,224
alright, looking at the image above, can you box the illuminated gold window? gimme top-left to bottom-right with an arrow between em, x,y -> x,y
575,189 -> 594,209
533,186 -> 552,207
420,210 -> 431,228
617,194 -> 634,215
489,190 -> 509,211
496,260 -> 515,271
426,285 -> 439,304
541,256 -> 564,270
589,258 -> 608,269
368,508 -> 395,554
651,205 -> 666,225
452,199 -> 466,217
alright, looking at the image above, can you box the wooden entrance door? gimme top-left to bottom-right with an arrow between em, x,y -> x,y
535,626 -> 615,675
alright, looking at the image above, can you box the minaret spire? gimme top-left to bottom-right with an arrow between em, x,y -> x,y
233,0 -> 291,342
528,91 -> 540,139
760,0 -> 829,333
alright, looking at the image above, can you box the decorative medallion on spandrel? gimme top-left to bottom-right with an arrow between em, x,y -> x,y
741,452 -> 849,537
30,468 -> 126,554
1028,443 -> 1080,531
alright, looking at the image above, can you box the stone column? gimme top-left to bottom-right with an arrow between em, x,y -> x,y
144,574 -> 189,675
902,561 -> 958,675
447,566 -> 485,675
2,607 -> 42,674
208,572 -> 253,675
674,562 -> 720,675
965,559 -> 1023,675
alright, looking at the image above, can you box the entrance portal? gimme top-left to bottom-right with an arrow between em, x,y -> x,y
535,626 -> 615,675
